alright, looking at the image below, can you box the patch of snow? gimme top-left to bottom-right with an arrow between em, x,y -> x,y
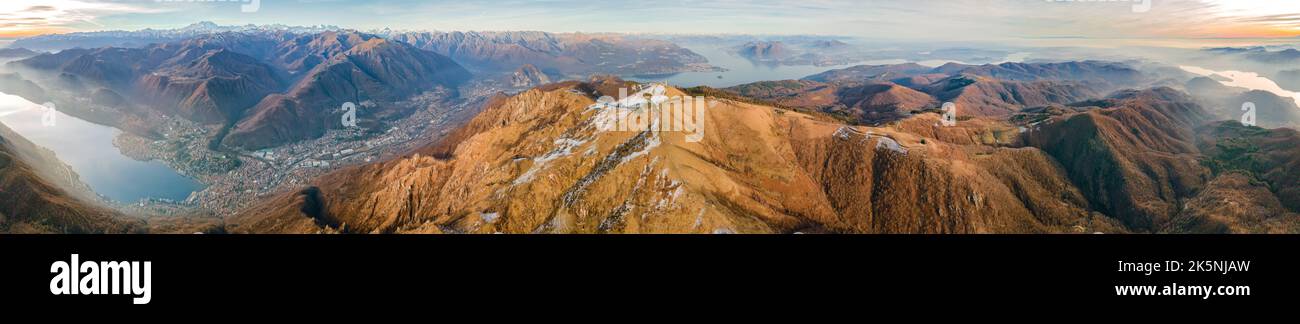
620,132 -> 661,163
588,84 -> 669,131
833,127 -> 852,139
480,212 -> 500,223
513,137 -> 588,185
655,197 -> 670,210
875,137 -> 908,155
588,84 -> 667,110
834,126 -> 872,140
514,167 -> 542,185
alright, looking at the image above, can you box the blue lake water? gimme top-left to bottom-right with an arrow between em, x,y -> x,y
627,45 -> 1020,88
0,92 -> 202,203
1181,65 -> 1300,105
627,45 -> 862,88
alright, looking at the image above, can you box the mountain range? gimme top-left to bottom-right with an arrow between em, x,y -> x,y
382,31 -> 717,76
715,61 -> 1145,125
1,24 -> 728,151
225,73 -> 1300,233
3,24 -> 1300,234
733,40 -> 864,66
9,22 -> 343,52
7,30 -> 471,150
1184,76 -> 1300,129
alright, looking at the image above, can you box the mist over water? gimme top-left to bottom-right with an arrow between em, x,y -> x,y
1180,65 -> 1300,105
626,45 -> 861,88
628,45 -> 1032,88
0,92 -> 202,203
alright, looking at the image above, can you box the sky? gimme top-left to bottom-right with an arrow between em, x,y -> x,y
1,0 -> 1298,44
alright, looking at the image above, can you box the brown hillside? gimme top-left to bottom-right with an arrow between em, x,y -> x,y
230,81 -> 1105,234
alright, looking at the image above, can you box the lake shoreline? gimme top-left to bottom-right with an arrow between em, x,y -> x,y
0,92 -> 203,204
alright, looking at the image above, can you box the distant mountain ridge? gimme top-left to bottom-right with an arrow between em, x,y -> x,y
223,32 -> 471,149
0,48 -> 38,59
1183,76 -> 1300,129
728,38 -> 873,66
11,22 -> 723,82
228,75 -> 1300,234
382,30 -> 717,76
721,61 -> 1143,124
8,30 -> 471,150
9,21 -> 343,52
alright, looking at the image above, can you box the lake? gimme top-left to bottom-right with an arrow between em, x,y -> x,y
627,45 -> 863,88
0,92 -> 202,203
628,45 -> 1026,88
1180,65 -> 1300,104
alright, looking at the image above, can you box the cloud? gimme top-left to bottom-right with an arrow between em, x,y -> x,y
0,0 -> 168,38
4,0 -> 1296,41
23,6 -> 58,12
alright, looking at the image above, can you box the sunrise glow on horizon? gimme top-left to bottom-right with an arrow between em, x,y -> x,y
1,0 -> 1298,44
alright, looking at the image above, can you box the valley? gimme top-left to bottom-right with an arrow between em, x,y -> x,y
2,21 -> 1300,234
